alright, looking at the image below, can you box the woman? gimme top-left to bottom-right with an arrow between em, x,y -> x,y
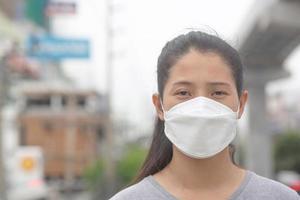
110,31 -> 299,199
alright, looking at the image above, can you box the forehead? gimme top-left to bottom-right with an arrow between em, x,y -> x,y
167,50 -> 235,86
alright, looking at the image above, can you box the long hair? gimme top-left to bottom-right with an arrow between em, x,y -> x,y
135,31 -> 244,183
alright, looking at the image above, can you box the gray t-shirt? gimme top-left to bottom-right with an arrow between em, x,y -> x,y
109,171 -> 299,200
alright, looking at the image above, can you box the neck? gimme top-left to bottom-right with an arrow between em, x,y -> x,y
165,146 -> 243,190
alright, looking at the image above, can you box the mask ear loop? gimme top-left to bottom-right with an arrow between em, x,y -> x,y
159,99 -> 168,122
236,102 -> 241,119
160,99 -> 165,113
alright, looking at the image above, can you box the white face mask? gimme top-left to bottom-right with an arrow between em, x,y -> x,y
162,96 -> 239,159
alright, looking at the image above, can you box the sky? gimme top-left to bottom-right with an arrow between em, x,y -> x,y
50,0 -> 300,136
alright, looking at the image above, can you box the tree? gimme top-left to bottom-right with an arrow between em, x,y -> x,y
116,145 -> 147,186
274,130 -> 300,174
83,159 -> 105,191
83,144 -> 147,196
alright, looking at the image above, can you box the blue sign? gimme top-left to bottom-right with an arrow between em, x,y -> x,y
26,35 -> 90,60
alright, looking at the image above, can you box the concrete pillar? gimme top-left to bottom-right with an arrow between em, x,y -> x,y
246,79 -> 273,178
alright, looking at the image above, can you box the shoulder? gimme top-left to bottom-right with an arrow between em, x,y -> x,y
109,177 -> 158,200
242,171 -> 299,199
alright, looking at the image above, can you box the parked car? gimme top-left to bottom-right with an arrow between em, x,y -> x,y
277,170 -> 300,195
289,180 -> 300,195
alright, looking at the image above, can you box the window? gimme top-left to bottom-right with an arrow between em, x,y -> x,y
26,96 -> 51,108
77,96 -> 86,107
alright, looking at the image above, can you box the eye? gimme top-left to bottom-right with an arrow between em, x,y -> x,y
175,90 -> 191,97
212,90 -> 228,98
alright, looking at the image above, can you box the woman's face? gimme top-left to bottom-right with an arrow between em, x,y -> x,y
153,49 -> 248,119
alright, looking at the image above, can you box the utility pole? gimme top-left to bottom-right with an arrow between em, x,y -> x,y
64,94 -> 77,198
0,57 -> 9,200
103,0 -> 116,198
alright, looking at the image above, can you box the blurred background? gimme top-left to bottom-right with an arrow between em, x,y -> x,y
0,0 -> 300,199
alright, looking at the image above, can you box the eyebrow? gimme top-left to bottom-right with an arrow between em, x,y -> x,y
206,81 -> 231,87
172,81 -> 193,86
172,81 -> 231,87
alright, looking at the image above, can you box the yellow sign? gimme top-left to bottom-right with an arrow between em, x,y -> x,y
21,157 -> 36,171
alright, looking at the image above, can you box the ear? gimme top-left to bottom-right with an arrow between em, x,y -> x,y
238,90 -> 248,119
152,93 -> 164,121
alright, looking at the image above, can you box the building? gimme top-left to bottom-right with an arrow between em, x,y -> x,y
17,86 -> 108,179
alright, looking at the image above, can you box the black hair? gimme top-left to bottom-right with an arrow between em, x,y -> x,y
135,31 -> 244,182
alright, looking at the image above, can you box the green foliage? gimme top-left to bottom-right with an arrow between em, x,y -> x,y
83,159 -> 105,190
116,145 -> 147,185
274,130 -> 300,174
82,144 -> 147,190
